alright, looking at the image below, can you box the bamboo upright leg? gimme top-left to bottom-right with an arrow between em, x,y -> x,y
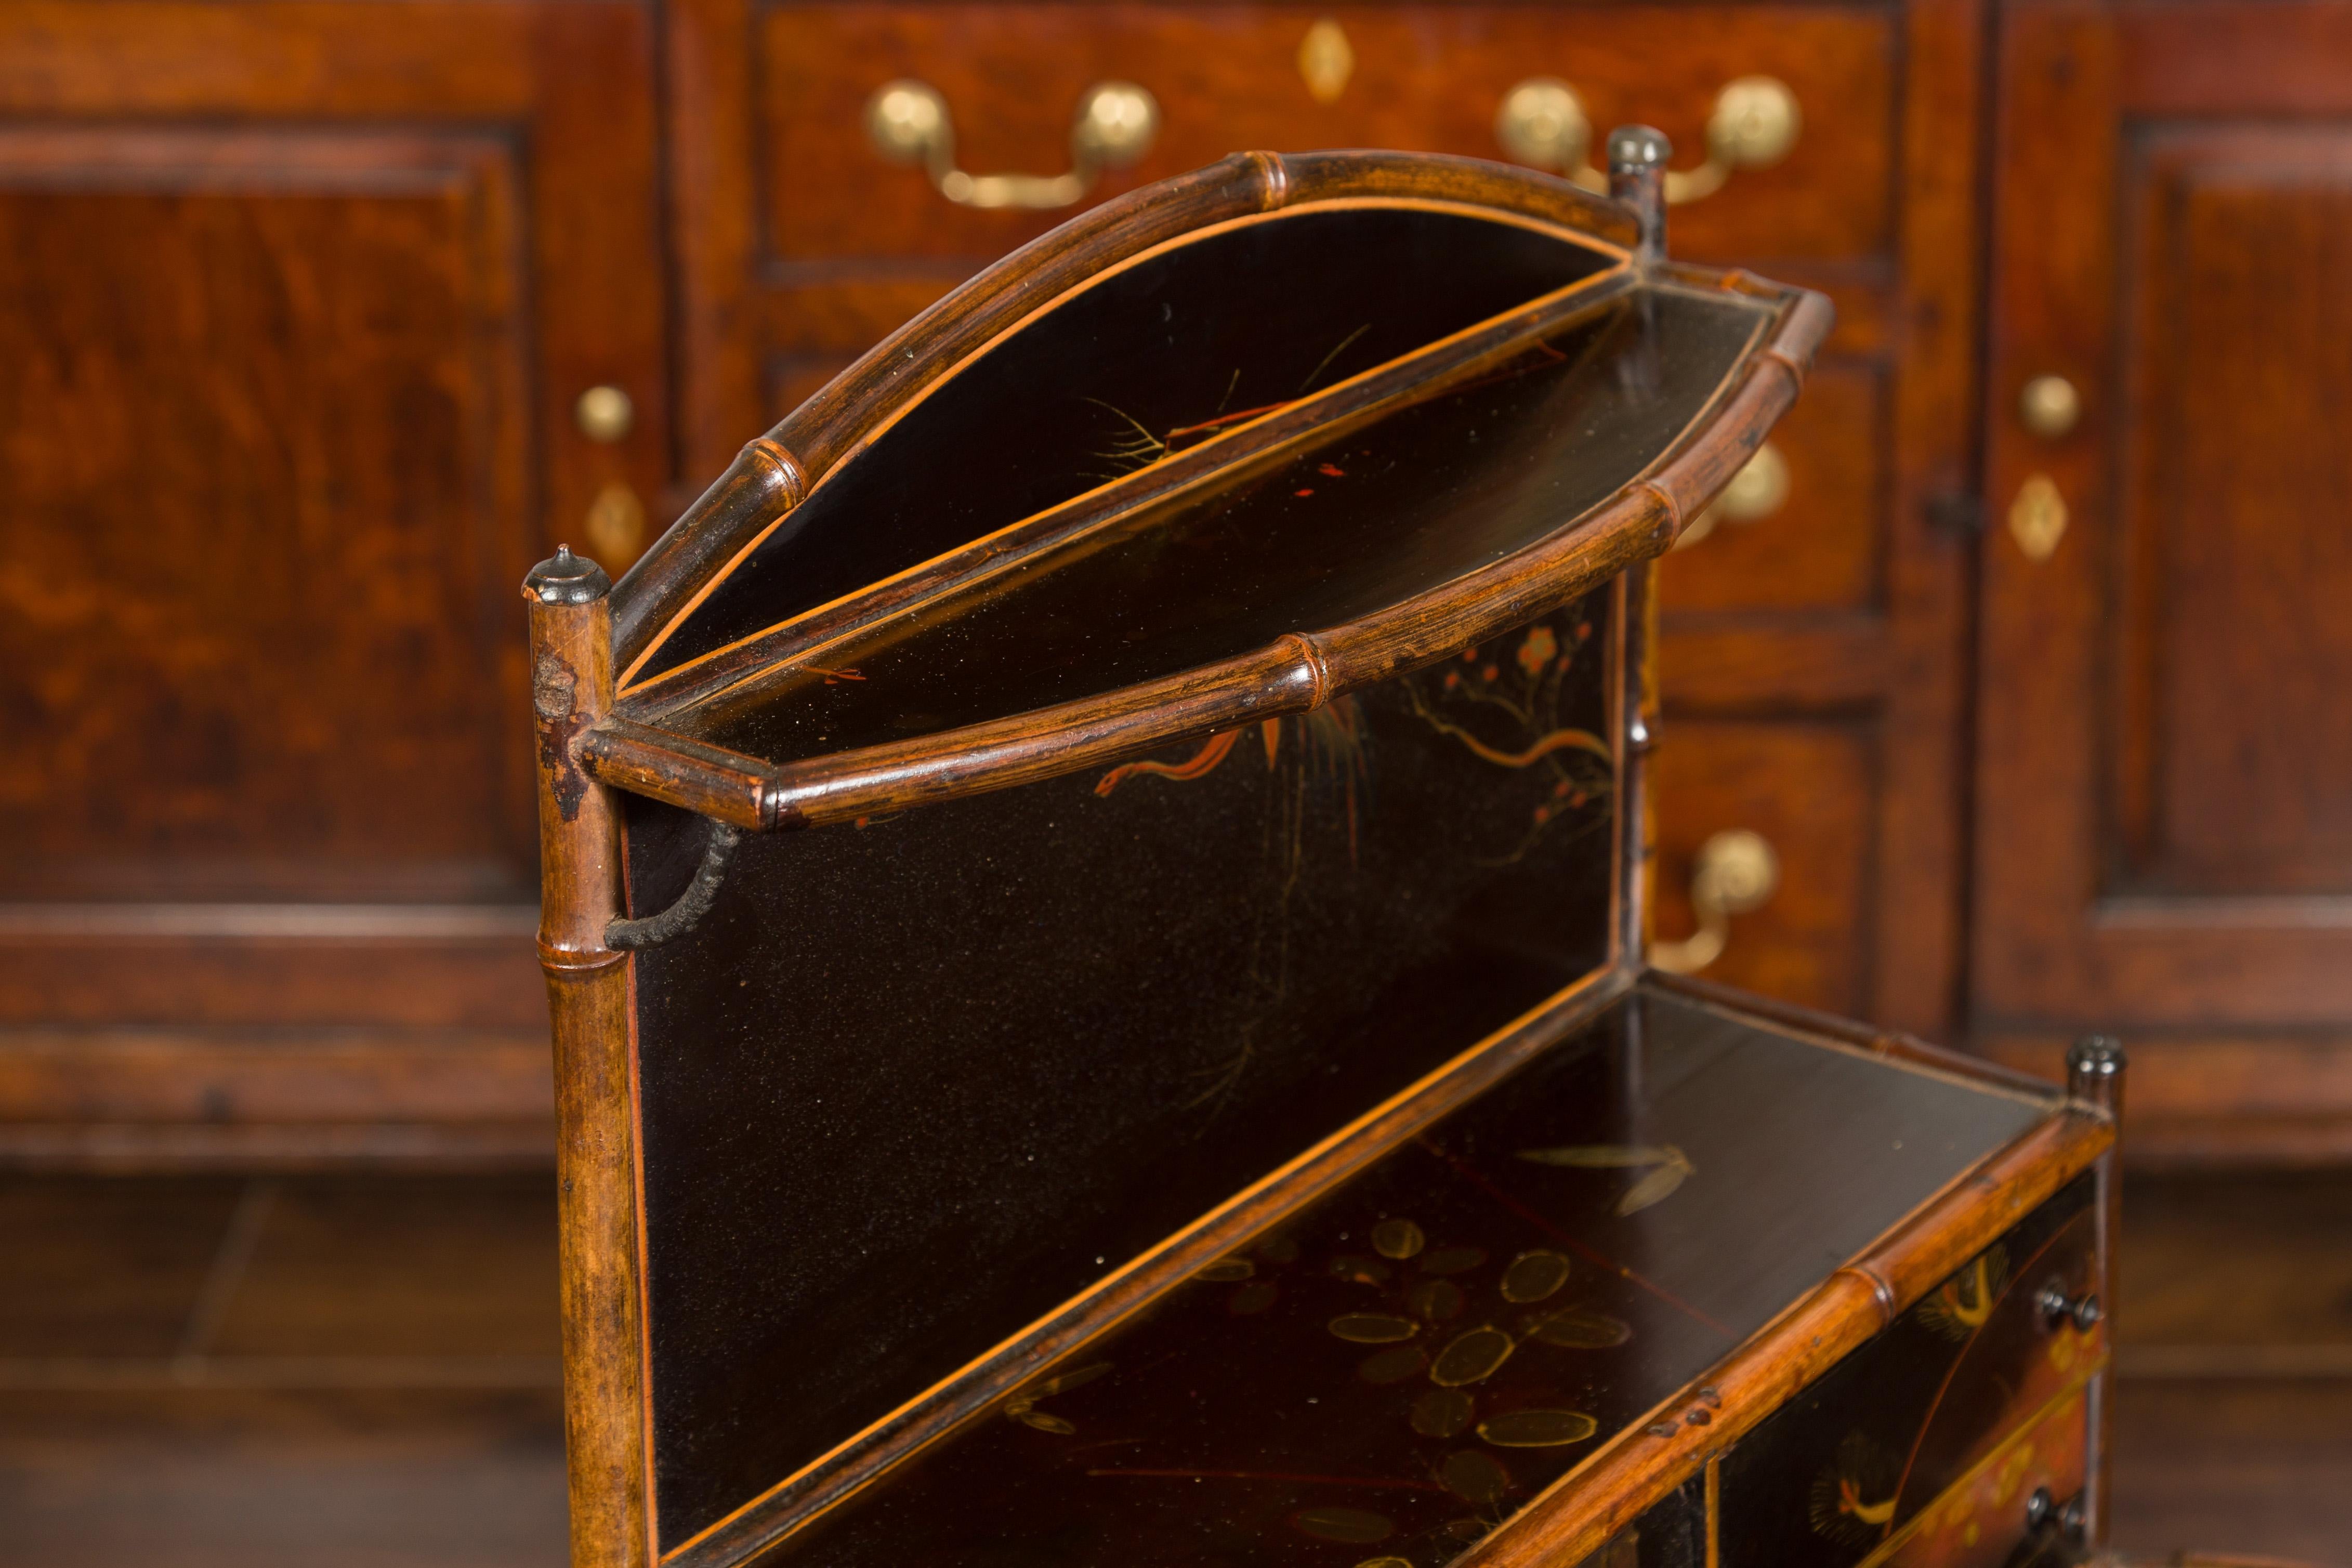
525,547 -> 651,1568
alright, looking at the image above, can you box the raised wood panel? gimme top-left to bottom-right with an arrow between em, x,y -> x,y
0,1 -> 665,1160
0,128 -> 534,906
1978,0 -> 2352,1033
2113,127 -> 2352,897
1651,719 -> 1876,1017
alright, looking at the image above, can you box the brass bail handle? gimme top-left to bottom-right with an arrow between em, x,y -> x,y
866,78 -> 1160,210
1496,75 -> 1800,203
1651,828 -> 1780,974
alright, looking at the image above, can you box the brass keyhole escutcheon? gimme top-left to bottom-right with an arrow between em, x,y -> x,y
1297,18 -> 1354,104
2008,472 -> 2068,561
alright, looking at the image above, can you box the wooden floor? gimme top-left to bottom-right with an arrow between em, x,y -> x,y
1,1168 -> 2346,1565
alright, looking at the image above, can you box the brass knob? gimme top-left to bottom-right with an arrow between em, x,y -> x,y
574,385 -> 634,444
866,77 -> 1159,210
1673,442 -> 1790,549
2018,374 -> 2081,438
1070,81 -> 1159,167
1651,828 -> 1780,974
1495,74 -> 1799,204
1706,76 -> 1802,170
1495,77 -> 1591,174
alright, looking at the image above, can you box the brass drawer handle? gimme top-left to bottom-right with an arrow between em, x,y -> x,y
1671,442 -> 1789,550
865,78 -> 1159,210
1496,75 -> 1800,203
1651,828 -> 1780,974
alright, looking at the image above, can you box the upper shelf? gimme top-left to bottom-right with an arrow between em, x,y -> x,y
589,152 -> 1829,831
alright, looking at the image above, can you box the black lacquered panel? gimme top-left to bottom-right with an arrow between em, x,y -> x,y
678,287 -> 1765,767
747,990 -> 2054,1568
630,596 -> 1621,1548
1717,1175 -> 2100,1568
641,205 -> 1617,681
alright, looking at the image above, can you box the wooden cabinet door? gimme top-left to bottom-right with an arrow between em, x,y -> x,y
1978,0 -> 2352,1158
0,3 -> 665,1162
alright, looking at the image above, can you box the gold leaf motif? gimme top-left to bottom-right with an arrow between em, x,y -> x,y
1294,1506 -> 1395,1544
1617,1157 -> 1692,1216
1296,17 -> 1355,106
1916,1246 -> 2009,1343
1408,1278 -> 1466,1322
1516,1144 -> 1679,1168
1011,1408 -> 1075,1434
1357,1345 -> 1427,1384
1196,1256 -> 1255,1281
1808,1431 -> 1901,1545
1371,1217 -> 1426,1259
1229,1280 -> 1279,1316
1478,1408 -> 1599,1447
1412,1386 -> 1476,1438
1525,1309 -> 1633,1349
1418,1245 -> 1488,1276
1330,1313 -> 1420,1344
1500,1250 -> 1571,1303
1352,1560 -> 1413,1568
1439,1448 -> 1512,1506
1016,1362 -> 1110,1401
1429,1326 -> 1515,1387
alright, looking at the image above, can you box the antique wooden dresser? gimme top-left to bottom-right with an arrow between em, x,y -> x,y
524,145 -> 2122,1568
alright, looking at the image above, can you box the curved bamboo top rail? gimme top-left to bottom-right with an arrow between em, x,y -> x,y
583,152 -> 1831,832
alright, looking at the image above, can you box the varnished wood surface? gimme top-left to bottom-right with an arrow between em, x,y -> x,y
0,0 -> 666,1165
0,1172 -> 566,1566
1974,0 -> 2352,1150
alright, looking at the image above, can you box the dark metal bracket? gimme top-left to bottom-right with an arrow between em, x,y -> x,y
606,820 -> 744,951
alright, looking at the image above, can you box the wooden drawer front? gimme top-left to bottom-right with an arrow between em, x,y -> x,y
758,4 -> 1894,268
1659,359 -> 1884,617
1651,719 -> 1875,1016
1717,1178 -> 2101,1568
